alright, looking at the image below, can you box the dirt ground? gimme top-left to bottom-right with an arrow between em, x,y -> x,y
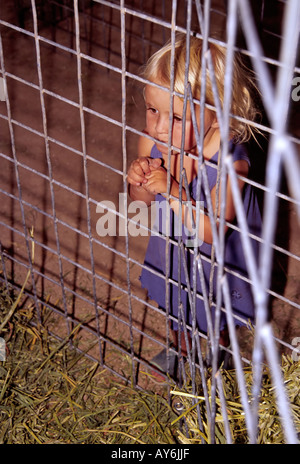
0,1 -> 299,389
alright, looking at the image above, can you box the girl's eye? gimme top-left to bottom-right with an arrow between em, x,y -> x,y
173,115 -> 182,123
147,107 -> 157,115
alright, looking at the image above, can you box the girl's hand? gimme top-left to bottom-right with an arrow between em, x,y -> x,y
143,166 -> 168,196
127,157 -> 162,186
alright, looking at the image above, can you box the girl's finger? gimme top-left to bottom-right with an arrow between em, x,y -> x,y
139,157 -> 151,175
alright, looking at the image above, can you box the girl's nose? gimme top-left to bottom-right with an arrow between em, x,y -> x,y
156,115 -> 169,135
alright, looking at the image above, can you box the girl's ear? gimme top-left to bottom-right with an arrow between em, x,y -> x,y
211,117 -> 219,129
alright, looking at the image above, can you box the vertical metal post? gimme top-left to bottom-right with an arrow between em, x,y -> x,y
31,0 -> 69,330
74,0 -> 103,363
0,20 -> 39,318
120,0 -> 136,386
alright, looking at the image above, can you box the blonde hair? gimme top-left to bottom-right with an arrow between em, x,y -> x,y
142,33 -> 261,143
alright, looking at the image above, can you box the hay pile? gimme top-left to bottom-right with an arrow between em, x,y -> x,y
0,287 -> 177,444
172,356 -> 300,444
0,285 -> 299,444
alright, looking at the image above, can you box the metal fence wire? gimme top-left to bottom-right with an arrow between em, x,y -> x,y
0,0 -> 299,444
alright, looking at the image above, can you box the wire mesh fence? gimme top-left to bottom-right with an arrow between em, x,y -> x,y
0,0 -> 299,444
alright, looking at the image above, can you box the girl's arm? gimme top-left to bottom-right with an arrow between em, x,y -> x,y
172,159 -> 249,244
144,159 -> 249,244
206,159 -> 249,242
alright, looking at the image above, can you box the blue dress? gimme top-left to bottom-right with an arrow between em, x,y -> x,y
140,141 -> 262,334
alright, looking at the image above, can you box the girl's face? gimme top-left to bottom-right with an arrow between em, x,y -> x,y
144,80 -> 215,156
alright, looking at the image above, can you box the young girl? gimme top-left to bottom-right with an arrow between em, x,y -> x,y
127,33 -> 262,378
